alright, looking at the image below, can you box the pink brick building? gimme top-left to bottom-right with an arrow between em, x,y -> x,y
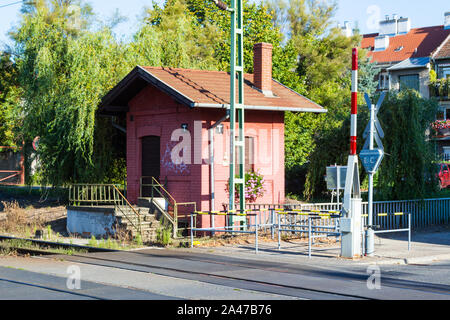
99,43 -> 325,228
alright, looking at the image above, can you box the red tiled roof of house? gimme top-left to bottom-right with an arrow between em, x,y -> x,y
140,66 -> 325,112
361,25 -> 450,64
433,34 -> 450,59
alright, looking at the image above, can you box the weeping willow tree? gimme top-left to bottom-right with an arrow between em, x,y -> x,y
11,0 -> 132,185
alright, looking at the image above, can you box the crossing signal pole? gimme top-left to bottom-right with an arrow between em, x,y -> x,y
341,48 -> 363,259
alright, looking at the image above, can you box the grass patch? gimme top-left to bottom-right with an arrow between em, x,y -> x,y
0,239 -> 88,256
0,185 -> 69,203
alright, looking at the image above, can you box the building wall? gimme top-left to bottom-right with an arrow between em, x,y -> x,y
389,67 -> 430,98
127,85 -> 194,205
196,109 -> 285,229
126,85 -> 286,228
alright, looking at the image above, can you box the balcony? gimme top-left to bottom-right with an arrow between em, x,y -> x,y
431,120 -> 450,139
429,78 -> 450,101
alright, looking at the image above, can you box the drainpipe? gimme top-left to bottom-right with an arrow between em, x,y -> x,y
209,112 -> 230,234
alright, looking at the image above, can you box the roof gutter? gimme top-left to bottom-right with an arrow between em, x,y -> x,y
191,103 -> 327,113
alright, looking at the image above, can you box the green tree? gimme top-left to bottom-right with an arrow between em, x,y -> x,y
130,0 -> 220,70
376,91 -> 438,200
11,0 -> 131,185
266,0 -> 372,198
0,52 -> 21,148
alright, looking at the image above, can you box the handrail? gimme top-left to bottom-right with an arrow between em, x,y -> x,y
140,176 -> 197,238
112,185 -> 142,235
69,184 -> 141,236
146,177 -> 177,236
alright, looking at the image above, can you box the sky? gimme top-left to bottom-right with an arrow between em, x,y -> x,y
0,0 -> 448,48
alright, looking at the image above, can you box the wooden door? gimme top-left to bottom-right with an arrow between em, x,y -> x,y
141,136 -> 160,197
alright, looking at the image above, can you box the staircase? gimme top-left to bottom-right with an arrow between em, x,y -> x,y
68,182 -> 196,243
114,205 -> 161,242
139,177 -> 197,239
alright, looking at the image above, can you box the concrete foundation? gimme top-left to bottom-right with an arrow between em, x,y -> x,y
66,206 -> 116,238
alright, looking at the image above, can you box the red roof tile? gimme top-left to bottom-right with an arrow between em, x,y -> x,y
433,34 -> 450,59
361,26 -> 450,64
140,66 -> 325,112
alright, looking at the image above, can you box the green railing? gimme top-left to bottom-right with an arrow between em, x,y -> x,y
69,184 -> 141,235
140,177 -> 196,237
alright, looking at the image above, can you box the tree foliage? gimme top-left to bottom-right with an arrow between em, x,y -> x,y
0,0 -> 438,203
376,91 -> 439,200
11,0 -> 130,185
0,52 -> 21,148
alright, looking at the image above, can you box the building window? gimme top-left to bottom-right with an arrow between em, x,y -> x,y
379,73 -> 389,90
399,74 -> 419,92
438,66 -> 450,79
235,136 -> 255,173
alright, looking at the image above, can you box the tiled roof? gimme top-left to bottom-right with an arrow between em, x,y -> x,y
362,26 -> 450,64
433,34 -> 450,59
138,66 -> 325,112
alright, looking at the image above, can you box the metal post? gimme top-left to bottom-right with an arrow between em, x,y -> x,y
271,209 -> 274,240
408,213 -> 411,251
227,0 -> 245,230
255,215 -> 259,254
308,217 -> 312,259
190,213 -> 194,248
209,128 -> 215,237
278,212 -> 281,250
337,167 -> 340,205
366,103 -> 375,256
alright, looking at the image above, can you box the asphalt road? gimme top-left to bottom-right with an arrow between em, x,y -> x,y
0,266 -> 175,300
1,248 -> 449,300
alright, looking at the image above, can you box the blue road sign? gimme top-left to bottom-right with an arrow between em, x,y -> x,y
360,149 -> 384,173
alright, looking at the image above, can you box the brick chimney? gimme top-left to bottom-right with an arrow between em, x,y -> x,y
253,42 -> 273,97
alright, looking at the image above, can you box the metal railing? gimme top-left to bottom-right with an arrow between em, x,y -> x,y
69,184 -> 141,235
440,153 -> 450,161
429,80 -> 450,101
248,197 -> 450,230
140,176 -> 196,238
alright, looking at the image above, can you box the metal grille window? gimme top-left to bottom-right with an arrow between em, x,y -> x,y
399,74 -> 419,92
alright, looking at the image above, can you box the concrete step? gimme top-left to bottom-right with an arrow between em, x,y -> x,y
120,220 -> 160,229
138,197 -> 168,209
116,214 -> 157,223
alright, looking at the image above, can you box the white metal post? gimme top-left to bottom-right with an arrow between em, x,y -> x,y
366,104 -> 375,256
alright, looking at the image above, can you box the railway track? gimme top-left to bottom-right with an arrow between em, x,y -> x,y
2,236 -> 449,300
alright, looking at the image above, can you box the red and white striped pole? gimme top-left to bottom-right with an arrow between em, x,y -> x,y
350,48 -> 358,155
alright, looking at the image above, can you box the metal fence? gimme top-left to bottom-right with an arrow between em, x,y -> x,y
248,197 -> 450,231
